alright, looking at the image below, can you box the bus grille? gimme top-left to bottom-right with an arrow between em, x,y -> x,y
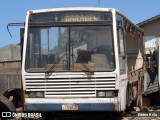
25,76 -> 116,98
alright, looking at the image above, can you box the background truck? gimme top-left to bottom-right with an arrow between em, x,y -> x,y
143,38 -> 160,106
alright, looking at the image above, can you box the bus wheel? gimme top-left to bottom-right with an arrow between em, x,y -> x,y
0,95 -> 16,112
3,89 -> 22,109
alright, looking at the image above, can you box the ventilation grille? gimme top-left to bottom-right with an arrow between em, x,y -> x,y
25,76 -> 116,98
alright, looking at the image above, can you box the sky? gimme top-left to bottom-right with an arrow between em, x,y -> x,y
0,0 -> 160,47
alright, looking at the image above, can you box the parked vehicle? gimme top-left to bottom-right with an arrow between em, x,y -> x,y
2,7 -> 154,113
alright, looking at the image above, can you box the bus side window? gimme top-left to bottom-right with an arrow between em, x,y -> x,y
117,28 -> 126,74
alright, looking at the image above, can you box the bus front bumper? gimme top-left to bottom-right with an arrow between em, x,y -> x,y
25,98 -> 119,111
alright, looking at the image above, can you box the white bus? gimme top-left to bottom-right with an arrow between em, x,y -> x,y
22,7 -> 144,112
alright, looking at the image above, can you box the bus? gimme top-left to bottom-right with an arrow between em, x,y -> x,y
21,7 -> 144,112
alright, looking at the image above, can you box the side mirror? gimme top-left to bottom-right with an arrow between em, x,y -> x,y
20,28 -> 25,61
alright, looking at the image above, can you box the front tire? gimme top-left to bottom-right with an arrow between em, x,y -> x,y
0,95 -> 16,119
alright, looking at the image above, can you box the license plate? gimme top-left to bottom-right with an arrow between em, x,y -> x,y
62,104 -> 78,110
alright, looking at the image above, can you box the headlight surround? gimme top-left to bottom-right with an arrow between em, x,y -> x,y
28,91 -> 44,98
96,90 -> 118,98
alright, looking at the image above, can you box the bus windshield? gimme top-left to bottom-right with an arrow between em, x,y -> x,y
25,12 -> 115,72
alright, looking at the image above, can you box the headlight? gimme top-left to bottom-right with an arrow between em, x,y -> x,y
96,91 -> 118,98
98,91 -> 106,97
28,91 -> 44,98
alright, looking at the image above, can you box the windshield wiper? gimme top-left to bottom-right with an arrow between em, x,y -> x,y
45,53 -> 66,74
45,53 -> 94,75
71,54 -> 94,75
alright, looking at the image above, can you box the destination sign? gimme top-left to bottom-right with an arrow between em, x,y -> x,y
61,15 -> 99,22
29,11 -> 112,23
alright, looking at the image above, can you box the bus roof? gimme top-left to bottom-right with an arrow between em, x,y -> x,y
28,7 -> 115,14
27,7 -> 143,32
